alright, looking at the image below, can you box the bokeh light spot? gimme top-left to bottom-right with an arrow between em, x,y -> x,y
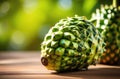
58,0 -> 72,10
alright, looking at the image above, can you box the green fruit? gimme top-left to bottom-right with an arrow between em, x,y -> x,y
41,15 -> 105,72
91,5 -> 120,65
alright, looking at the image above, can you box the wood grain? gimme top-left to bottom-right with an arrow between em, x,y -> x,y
0,51 -> 120,79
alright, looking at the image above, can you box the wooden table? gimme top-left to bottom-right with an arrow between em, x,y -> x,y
0,51 -> 120,79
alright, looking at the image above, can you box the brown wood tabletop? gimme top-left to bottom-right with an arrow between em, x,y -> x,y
0,51 -> 120,79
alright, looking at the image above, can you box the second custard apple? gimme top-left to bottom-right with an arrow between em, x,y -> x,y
41,16 -> 105,72
91,5 -> 120,65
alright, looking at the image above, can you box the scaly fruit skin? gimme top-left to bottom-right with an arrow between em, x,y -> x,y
91,5 -> 120,65
41,16 -> 105,72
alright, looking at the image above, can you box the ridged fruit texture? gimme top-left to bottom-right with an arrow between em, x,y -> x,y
41,16 -> 105,72
91,5 -> 120,65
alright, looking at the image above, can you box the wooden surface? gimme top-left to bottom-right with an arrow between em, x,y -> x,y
0,51 -> 120,79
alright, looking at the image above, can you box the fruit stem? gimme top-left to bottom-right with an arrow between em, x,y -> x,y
113,0 -> 120,7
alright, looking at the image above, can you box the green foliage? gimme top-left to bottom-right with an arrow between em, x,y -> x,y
0,0 -> 111,50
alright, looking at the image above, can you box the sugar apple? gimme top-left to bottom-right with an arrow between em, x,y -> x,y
91,5 -> 120,65
41,15 -> 105,72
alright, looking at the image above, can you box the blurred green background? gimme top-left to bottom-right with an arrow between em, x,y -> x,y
0,0 -> 112,51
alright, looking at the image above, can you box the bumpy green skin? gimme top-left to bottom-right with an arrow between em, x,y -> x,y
91,5 -> 120,65
41,16 -> 105,72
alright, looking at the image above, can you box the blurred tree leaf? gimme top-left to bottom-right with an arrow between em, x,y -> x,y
0,0 -> 22,21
